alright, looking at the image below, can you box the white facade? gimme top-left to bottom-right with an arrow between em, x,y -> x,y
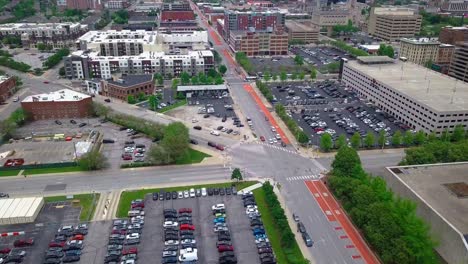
341,57 -> 468,134
0,198 -> 43,225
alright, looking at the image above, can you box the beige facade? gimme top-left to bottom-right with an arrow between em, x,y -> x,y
448,42 -> 468,83
285,21 -> 319,44
399,38 -> 439,65
311,10 -> 349,27
368,7 -> 422,41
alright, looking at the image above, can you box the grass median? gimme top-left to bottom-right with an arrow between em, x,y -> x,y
175,148 -> 211,164
116,181 -> 258,218
44,193 -> 100,222
0,166 -> 83,177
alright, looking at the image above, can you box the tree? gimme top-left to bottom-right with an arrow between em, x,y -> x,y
335,134 -> 347,149
392,130 -> 402,146
148,145 -> 172,165
272,74 -> 278,81
294,55 -> 304,66
191,76 -> 199,85
414,130 -> 426,145
0,120 -> 17,140
231,168 -> 243,181
331,146 -> 362,177
297,131 -> 309,144
161,122 -> 190,161
93,102 -> 111,118
78,150 -> 108,170
451,125 -> 465,142
310,67 -> 317,79
180,72 -> 190,85
214,76 -> 224,85
280,71 -> 287,82
320,133 -> 333,152
291,72 -> 297,80
377,44 -> 395,58
350,132 -> 361,149
218,65 -> 227,75
154,73 -> 164,86
264,71 -> 271,82
403,130 -> 414,146
378,130 -> 386,148
171,78 -> 179,90
43,48 -> 70,69
138,92 -> 146,102
37,43 -> 46,51
59,67 -> 66,77
127,95 -> 136,104
207,69 -> 218,78
364,132 -> 375,148
298,71 -> 305,80
148,95 -> 159,111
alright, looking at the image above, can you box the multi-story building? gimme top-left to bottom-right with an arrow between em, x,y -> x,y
162,1 -> 191,11
223,10 -> 286,39
399,38 -> 439,65
104,0 -> 130,9
0,76 -> 17,103
77,30 -> 208,55
441,0 -> 468,15
159,11 -> 198,32
439,26 -> 468,45
341,56 -> 468,134
228,30 -> 288,56
368,7 -> 422,41
57,0 -> 103,10
0,23 -> 88,49
285,20 -> 319,44
21,89 -> 92,120
86,75 -> 154,100
64,50 -> 214,80
433,44 -> 455,74
448,42 -> 468,83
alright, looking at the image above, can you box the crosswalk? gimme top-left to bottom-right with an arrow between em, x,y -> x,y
254,142 -> 298,154
286,175 -> 321,181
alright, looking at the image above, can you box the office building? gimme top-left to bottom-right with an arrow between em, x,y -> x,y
0,23 -> 88,49
223,10 -> 286,39
383,163 -> 468,264
64,50 -> 214,80
229,30 -> 288,56
439,26 -> 468,45
433,44 -> 455,74
21,89 -> 92,120
399,38 -> 440,65
341,56 -> 468,134
368,7 -> 422,41
448,42 -> 468,83
77,30 -> 208,55
285,20 -> 319,44
441,0 -> 468,15
104,0 -> 130,9
0,76 -> 17,103
86,75 -> 154,100
162,1 -> 191,11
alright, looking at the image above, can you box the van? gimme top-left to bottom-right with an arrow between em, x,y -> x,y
178,252 -> 198,262
128,210 -> 145,217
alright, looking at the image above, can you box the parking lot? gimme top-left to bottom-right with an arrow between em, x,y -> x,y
289,46 -> 352,69
268,80 -> 405,145
0,201 -> 83,264
4,48 -> 53,70
105,188 -> 263,264
249,56 -> 309,76
0,141 -> 76,165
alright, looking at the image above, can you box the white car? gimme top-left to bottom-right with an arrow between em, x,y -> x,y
189,188 -> 195,198
163,221 -> 179,228
58,225 -> 74,232
246,205 -> 258,210
184,190 -> 189,198
126,233 -> 140,240
212,204 -> 225,211
180,239 -> 196,245
271,126 -> 276,132
66,240 -> 82,246
210,130 -> 220,136
164,240 -> 179,246
255,237 -> 270,244
214,226 -> 229,232
134,152 -> 144,157
246,208 -> 259,215
201,188 -> 207,197
180,247 -> 197,255
178,191 -> 184,199
191,119 -> 198,123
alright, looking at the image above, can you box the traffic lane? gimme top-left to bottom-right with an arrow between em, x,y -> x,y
0,165 -> 230,196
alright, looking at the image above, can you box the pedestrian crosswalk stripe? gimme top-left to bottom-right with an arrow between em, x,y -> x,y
285,175 -> 321,181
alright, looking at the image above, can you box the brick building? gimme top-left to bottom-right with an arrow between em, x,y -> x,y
21,89 -> 92,120
0,76 -> 17,103
229,30 -> 288,56
104,75 -> 154,100
439,26 -> 468,45
285,20 -> 319,44
159,11 -> 198,32
223,10 -> 286,39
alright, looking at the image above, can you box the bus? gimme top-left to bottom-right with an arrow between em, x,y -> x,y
245,76 -> 258,81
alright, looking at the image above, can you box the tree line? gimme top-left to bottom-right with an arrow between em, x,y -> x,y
43,48 -> 70,69
329,146 -> 438,264
235,52 -> 253,73
400,138 -> 468,165
327,40 -> 369,57
0,108 -> 26,141
275,103 -> 309,144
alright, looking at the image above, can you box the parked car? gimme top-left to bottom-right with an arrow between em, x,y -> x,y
13,239 -> 34,247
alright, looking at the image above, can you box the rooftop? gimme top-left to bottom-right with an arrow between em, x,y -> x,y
22,89 -> 90,103
347,57 -> 468,112
108,75 -> 153,88
177,84 -> 227,92
161,11 -> 195,21
372,6 -> 417,16
401,38 -> 440,45
0,75 -> 11,84
70,50 -> 213,61
386,163 -> 468,236
78,30 -> 157,44
0,22 -> 85,31
285,20 -> 319,32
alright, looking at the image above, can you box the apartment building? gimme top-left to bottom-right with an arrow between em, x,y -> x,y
0,76 -> 17,103
341,56 -> 468,134
21,89 -> 92,120
64,50 -> 214,80
448,42 -> 468,83
228,30 -> 288,56
77,30 -> 208,55
368,7 -> 422,41
285,20 -> 319,44
399,38 -> 439,65
162,1 -> 191,11
57,0 -> 103,10
223,10 -> 286,39
0,23 -> 88,49
105,0 -> 130,9
441,0 -> 468,15
439,26 -> 468,45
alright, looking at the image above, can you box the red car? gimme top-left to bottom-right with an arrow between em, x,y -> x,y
0,247 -> 11,254
111,229 -> 127,235
131,202 -> 144,209
43,81 -> 49,84
72,234 -> 84,240
122,247 -> 138,255
122,154 -> 132,160
260,136 -> 265,142
48,241 -> 65,248
180,224 -> 195,231
179,208 -> 192,214
314,128 -> 324,132
14,239 -> 34,247
218,245 -> 234,252
216,145 -> 225,151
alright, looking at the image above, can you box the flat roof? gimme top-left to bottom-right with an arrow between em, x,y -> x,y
401,38 -> 439,45
108,75 -> 153,88
285,21 -> 318,32
346,58 -> 468,112
22,89 -> 91,103
177,84 -> 227,92
386,163 -> 468,236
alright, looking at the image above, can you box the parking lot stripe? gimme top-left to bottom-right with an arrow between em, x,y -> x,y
304,180 -> 336,222
243,84 -> 291,144
312,180 -> 379,264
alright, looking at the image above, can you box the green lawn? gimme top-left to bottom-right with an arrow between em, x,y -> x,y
253,187 -> 305,264
157,99 -> 187,113
117,181 -> 258,218
0,166 -> 83,177
175,148 -> 211,165
44,193 -> 100,221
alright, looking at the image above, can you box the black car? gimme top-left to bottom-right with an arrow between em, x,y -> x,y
62,255 -> 80,263
208,142 -> 216,147
225,187 -> 231,195
180,230 -> 193,236
162,256 -> 177,263
219,188 -> 225,196
43,258 -> 61,264
0,192 -> 9,198
78,123 -> 86,127
152,192 -> 159,201
104,254 -> 120,263
164,236 -> 178,241
219,251 -> 235,258
104,98 -> 111,103
193,125 -> 202,130
181,234 -> 195,240
45,251 -> 64,258
216,241 -> 232,247
207,188 -> 214,196
218,235 -> 231,241
165,192 -> 171,200
55,120 -> 62,125
70,120 -> 77,124
220,256 -> 238,264
172,191 -> 177,199
214,188 -> 220,195
190,139 -> 198,145
4,255 -> 23,263
297,222 -> 306,233
302,232 -> 313,247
